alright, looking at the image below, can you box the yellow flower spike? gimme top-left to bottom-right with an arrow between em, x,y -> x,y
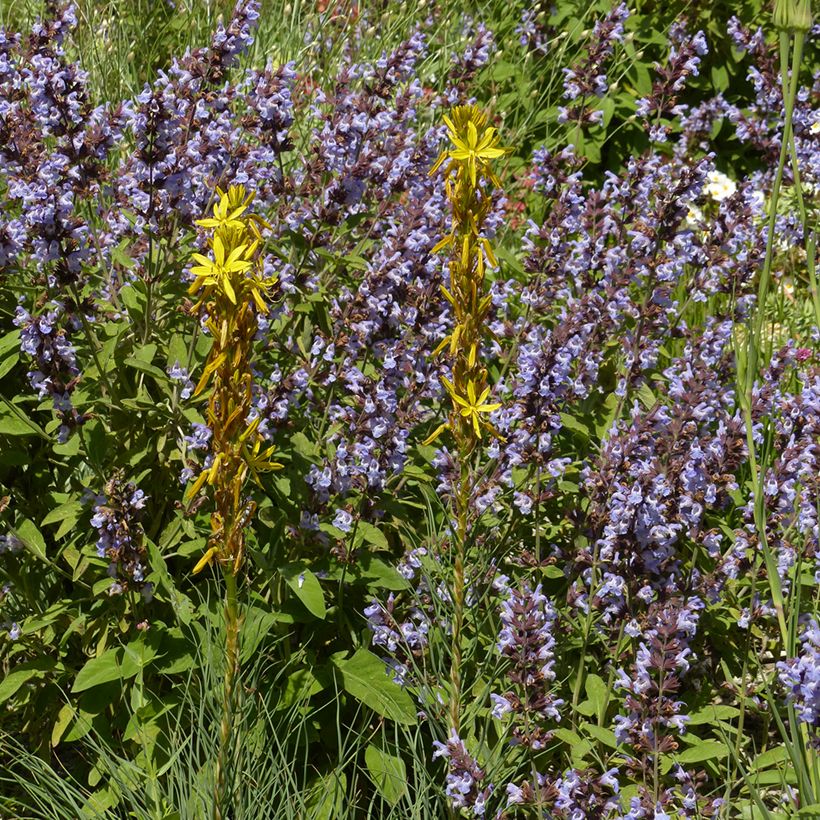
207,453 -> 223,484
448,324 -> 463,356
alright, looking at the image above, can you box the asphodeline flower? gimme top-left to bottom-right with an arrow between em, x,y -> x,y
239,416 -> 283,484
195,185 -> 251,233
422,377 -> 503,445
189,234 -> 254,304
445,377 -> 502,438
430,104 -> 510,187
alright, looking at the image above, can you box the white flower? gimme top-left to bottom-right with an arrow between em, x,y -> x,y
704,170 -> 737,202
685,204 -> 703,228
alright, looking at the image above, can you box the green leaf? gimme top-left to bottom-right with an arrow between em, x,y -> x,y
305,772 -> 346,820
0,409 -> 45,437
0,659 -> 56,704
15,518 -> 47,561
291,431 -> 319,459
361,556 -> 410,591
751,746 -> 789,771
275,667 -> 324,711
51,703 -> 76,747
0,349 -> 18,380
365,744 -> 407,806
636,381 -> 657,410
676,739 -> 727,764
560,412 -> 591,440
281,563 -> 326,620
357,520 -> 389,550
0,329 -> 21,358
41,499 -> 83,540
585,674 -> 608,716
124,357 -> 166,380
552,727 -> 583,746
333,649 -> 416,725
687,704 -> 740,726
582,722 -> 617,749
72,647 -> 140,692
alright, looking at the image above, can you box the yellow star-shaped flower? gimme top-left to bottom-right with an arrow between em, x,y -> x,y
429,105 -> 510,188
443,376 -> 501,438
189,234 -> 252,304
195,187 -> 250,233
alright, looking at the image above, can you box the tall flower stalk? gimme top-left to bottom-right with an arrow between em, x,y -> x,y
186,185 -> 282,819
426,105 -> 509,735
735,0 -> 819,808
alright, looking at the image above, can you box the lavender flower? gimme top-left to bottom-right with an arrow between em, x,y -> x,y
90,472 -> 150,596
778,618 -> 820,729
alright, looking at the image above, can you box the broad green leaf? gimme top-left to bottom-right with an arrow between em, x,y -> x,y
584,674 -> 608,716
16,518 -> 47,561
0,350 -> 18,380
124,357 -> 166,380
51,703 -> 76,747
362,557 -> 410,591
0,659 -> 56,704
0,329 -> 21,358
365,744 -> 407,806
0,413 -> 41,437
281,563 -> 326,620
677,740 -> 728,764
41,499 -> 83,541
357,520 -> 389,549
559,412 -> 590,440
305,772 -> 346,820
552,727 -> 583,746
582,722 -> 617,749
333,649 -> 416,725
291,431 -> 319,458
751,746 -> 789,771
72,647 -> 140,692
275,667 -> 324,711
688,704 -> 741,726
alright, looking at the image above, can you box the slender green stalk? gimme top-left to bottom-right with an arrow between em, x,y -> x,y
214,569 -> 240,820
449,453 -> 471,735
740,29 -> 803,650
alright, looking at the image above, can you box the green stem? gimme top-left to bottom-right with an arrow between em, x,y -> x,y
214,569 -> 240,820
449,449 -> 470,735
741,29 -> 802,650
69,283 -> 116,401
571,537 -> 601,728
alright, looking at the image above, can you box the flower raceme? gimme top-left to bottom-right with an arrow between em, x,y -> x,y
425,105 -> 510,448
187,184 -> 282,575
